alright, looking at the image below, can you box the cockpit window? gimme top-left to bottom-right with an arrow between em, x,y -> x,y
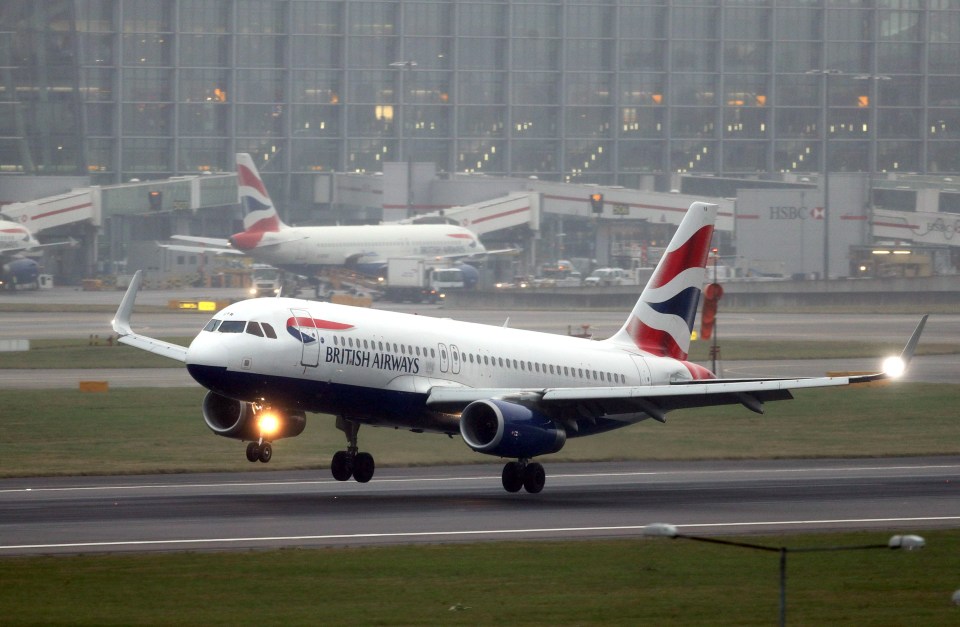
218,320 -> 246,333
245,322 -> 264,337
203,319 -> 221,332
261,323 -> 277,339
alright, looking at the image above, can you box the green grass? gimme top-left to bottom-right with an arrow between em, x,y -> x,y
0,338 -> 192,369
3,383 -> 957,477
1,337 -> 957,369
3,530 -> 958,625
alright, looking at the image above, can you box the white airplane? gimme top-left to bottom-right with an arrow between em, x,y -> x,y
0,214 -> 71,290
114,201 -> 928,493
164,153 -> 491,278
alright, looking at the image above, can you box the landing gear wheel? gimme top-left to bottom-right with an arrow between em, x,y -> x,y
331,450 -> 353,481
353,452 -> 375,483
257,442 -> 273,463
522,462 -> 546,494
501,462 -> 524,493
245,442 -> 259,463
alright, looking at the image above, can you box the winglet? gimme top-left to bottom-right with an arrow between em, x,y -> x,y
900,314 -> 928,365
112,270 -> 143,336
110,269 -> 189,362
851,314 -> 928,383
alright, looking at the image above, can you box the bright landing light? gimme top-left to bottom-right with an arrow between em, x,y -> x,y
258,413 -> 280,436
882,356 -> 906,378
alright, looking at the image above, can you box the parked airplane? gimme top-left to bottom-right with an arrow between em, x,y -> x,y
164,153 -> 493,277
0,214 -> 70,290
115,201 -> 927,493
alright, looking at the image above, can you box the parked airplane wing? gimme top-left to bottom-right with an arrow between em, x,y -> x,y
172,235 -> 231,247
158,242 -> 244,256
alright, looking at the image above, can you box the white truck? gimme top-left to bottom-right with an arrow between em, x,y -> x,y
249,264 -> 282,297
381,259 -> 468,303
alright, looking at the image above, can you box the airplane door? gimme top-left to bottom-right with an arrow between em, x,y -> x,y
450,344 -> 461,374
438,343 -> 449,373
290,308 -> 321,367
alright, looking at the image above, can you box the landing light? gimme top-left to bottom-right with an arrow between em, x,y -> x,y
882,356 -> 906,378
258,412 -> 280,436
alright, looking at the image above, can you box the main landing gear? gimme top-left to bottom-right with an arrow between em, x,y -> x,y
330,417 -> 376,483
245,440 -> 273,463
501,459 -> 546,494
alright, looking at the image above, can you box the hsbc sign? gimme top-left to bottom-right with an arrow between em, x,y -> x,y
769,206 -> 824,220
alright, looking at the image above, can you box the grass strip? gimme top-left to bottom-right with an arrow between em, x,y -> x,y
2,531 -> 957,625
2,383 -> 957,478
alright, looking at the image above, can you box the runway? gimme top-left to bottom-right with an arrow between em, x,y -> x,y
2,458 -> 959,556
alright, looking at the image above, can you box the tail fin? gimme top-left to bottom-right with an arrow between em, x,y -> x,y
236,153 -> 284,233
607,202 -> 717,360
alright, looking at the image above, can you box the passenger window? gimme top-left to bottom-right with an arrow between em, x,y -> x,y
219,320 -> 246,333
203,319 -> 221,332
261,323 -> 277,339
245,322 -> 264,337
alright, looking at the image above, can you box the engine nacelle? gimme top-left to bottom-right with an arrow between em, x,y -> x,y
202,391 -> 306,441
1,257 -> 39,290
460,399 -> 566,459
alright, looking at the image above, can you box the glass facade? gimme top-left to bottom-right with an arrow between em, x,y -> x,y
2,1 -> 959,208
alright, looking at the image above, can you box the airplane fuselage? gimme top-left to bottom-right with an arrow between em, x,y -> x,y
234,224 -> 483,274
0,219 -> 37,253
185,297 -> 699,437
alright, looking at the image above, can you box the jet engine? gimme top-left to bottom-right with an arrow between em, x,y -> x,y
1,258 -> 39,290
202,391 -> 306,441
460,399 -> 566,459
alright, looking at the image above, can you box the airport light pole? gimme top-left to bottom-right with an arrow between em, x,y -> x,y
852,73 -> 891,176
389,60 -> 417,219
805,69 -> 841,281
644,523 -> 924,627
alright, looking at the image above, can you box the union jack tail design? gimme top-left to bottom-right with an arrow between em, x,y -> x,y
230,153 -> 286,250
607,202 -> 717,360
236,153 -> 285,234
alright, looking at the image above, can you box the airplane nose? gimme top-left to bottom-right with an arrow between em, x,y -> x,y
185,335 -> 230,389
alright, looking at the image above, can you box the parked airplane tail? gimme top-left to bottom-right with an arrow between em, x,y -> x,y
230,153 -> 287,250
607,202 -> 717,360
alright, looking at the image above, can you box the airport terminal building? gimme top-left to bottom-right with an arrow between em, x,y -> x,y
3,2 -> 959,205
1,1 -> 959,284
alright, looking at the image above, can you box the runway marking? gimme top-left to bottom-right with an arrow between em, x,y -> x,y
4,516 -> 960,552
3,463 -> 960,494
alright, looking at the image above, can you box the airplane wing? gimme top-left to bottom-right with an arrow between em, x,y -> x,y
426,315 -> 928,422
111,270 -> 189,362
158,242 -> 244,255
172,235 -> 231,247
161,235 -> 242,256
1,237 -> 76,255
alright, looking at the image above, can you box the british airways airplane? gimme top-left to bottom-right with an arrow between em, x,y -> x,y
0,214 -> 71,290
164,153 -> 489,277
114,201 -> 927,493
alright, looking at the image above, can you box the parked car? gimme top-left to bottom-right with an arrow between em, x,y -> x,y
583,267 -> 635,287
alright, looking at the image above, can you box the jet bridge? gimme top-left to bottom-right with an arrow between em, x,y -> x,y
1,189 -> 97,233
401,192 -> 540,236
